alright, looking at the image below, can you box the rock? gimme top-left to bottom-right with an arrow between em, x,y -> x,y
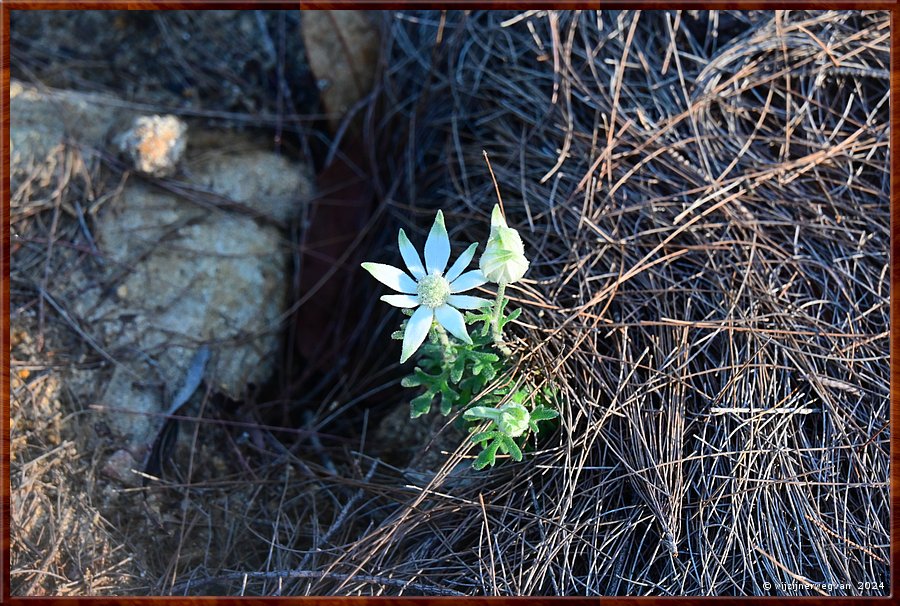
116,115 -> 187,177
13,80 -> 315,455
101,449 -> 141,487
13,79 -> 315,474
301,10 -> 380,130
10,79 -> 122,197
72,176 -> 290,447
184,134 -> 314,224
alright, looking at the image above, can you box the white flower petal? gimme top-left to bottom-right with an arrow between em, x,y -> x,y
398,229 -> 426,280
445,242 -> 478,283
424,210 -> 451,274
401,306 -> 434,363
449,270 -> 487,293
491,204 -> 507,228
381,294 -> 420,308
361,262 -> 418,294
447,294 -> 491,310
435,304 -> 472,344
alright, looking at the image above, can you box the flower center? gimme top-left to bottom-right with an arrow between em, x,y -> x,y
417,272 -> 451,308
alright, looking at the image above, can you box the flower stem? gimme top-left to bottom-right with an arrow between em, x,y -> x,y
466,405 -> 502,423
433,323 -> 454,364
490,281 -> 512,356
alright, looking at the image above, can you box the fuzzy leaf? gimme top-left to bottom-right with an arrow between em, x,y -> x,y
450,356 -> 466,384
411,393 -> 435,418
510,388 -> 529,405
502,436 -> 523,461
473,439 -> 503,470
498,306 -> 522,331
530,405 -> 559,422
465,309 -> 493,335
400,375 -> 420,388
471,430 -> 499,444
440,392 -> 456,415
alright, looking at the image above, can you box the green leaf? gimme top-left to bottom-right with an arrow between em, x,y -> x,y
473,438 -> 502,470
530,406 -> 559,422
510,388 -> 529,405
450,356 -> 466,384
402,368 -> 436,388
471,430 -> 499,444
400,375 -> 420,388
503,436 -> 523,461
439,393 -> 455,415
411,393 -> 435,418
465,309 -> 493,332
498,306 -> 522,331
464,310 -> 485,324
464,406 -> 497,422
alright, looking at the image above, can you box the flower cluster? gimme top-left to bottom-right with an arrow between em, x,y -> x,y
362,205 -> 528,363
362,204 -> 555,469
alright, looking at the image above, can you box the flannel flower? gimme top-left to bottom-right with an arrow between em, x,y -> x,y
363,211 -> 491,363
479,204 -> 529,285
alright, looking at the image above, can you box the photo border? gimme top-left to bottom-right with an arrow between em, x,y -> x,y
1,2 -> 895,602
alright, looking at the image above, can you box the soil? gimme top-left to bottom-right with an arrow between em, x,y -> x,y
10,11 -> 317,117
10,10 -> 437,596
9,10 -> 324,595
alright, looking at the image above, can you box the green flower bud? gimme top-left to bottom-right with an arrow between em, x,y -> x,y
479,205 -> 529,285
496,402 -> 530,437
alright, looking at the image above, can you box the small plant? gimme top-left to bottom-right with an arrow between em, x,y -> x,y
363,182 -> 558,469
395,318 -> 500,418
463,385 -> 559,469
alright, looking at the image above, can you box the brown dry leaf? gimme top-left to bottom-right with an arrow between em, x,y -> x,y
301,10 -> 380,131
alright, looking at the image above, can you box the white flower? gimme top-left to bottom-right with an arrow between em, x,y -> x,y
479,204 -> 529,284
362,211 -> 491,363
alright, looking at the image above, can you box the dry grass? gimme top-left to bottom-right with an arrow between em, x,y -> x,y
10,9 -> 889,596
299,9 -> 889,596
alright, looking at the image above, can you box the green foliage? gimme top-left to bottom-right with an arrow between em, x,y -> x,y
465,294 -> 521,337
399,324 -> 500,418
472,431 -> 522,469
397,293 -> 560,468
463,386 -> 559,469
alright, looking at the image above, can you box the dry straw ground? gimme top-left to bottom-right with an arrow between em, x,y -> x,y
10,10 -> 890,596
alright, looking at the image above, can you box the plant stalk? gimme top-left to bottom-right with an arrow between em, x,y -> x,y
433,323 -> 454,364
490,281 -> 512,356
465,405 -> 503,423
